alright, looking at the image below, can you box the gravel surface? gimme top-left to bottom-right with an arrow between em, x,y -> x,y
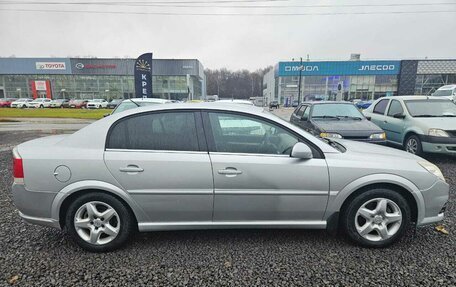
0,132 -> 455,286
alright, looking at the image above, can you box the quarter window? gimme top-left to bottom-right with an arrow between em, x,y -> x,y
387,100 -> 404,117
296,105 -> 306,117
373,99 -> 389,115
208,112 -> 298,155
107,112 -> 199,151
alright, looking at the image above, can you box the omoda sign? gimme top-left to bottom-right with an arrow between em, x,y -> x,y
284,65 -> 319,72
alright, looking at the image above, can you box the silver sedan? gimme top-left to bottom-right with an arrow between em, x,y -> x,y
12,103 -> 449,252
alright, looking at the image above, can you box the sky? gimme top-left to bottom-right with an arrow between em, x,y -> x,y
0,0 -> 455,71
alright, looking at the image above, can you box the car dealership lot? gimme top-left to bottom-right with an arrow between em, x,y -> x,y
0,125 -> 455,286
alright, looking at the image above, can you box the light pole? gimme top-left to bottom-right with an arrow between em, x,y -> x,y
297,57 -> 303,105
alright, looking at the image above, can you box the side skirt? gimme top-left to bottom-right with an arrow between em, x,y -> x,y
138,220 -> 327,232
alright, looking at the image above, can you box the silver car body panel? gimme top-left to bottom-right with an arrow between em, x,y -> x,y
12,103 -> 449,231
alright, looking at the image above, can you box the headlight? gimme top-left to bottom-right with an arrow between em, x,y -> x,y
428,128 -> 449,137
320,132 -> 342,139
419,161 -> 445,182
369,132 -> 386,140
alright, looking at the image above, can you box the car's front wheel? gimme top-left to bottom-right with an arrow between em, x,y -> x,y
342,188 -> 411,247
65,192 -> 135,252
405,134 -> 423,156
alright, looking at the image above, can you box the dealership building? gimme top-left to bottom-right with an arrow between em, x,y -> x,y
263,58 -> 456,105
0,57 -> 206,101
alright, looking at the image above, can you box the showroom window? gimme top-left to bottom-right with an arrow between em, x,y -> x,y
107,112 -> 199,151
208,112 -> 298,155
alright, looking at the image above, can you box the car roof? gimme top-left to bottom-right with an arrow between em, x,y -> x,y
122,98 -> 172,103
387,95 -> 450,101
301,101 -> 354,105
436,84 -> 456,90
217,99 -> 253,104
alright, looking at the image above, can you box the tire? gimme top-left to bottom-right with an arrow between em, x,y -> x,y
404,134 -> 423,156
65,192 -> 135,252
341,188 -> 411,248
22,104 -> 26,109
40,105 -> 44,108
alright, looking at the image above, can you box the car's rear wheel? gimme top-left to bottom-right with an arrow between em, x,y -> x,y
405,134 -> 423,156
65,192 -> 135,252
342,188 -> 411,247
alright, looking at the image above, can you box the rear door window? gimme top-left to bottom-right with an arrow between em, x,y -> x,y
387,100 -> 404,117
107,111 -> 200,151
373,99 -> 389,115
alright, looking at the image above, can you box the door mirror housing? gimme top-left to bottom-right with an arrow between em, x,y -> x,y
291,142 -> 313,159
393,113 -> 405,119
365,116 -> 371,121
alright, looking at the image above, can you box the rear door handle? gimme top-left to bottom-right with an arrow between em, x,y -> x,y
119,165 -> 144,173
218,168 -> 242,176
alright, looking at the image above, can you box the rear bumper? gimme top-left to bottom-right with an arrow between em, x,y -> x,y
12,183 -> 61,230
417,179 -> 449,227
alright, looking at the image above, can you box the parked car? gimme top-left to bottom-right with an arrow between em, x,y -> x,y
432,84 -> 456,102
363,96 -> 456,155
269,100 -> 279,109
107,99 -> 122,109
49,99 -> 70,108
25,98 -> 52,108
69,99 -> 89,109
0,98 -> 17,107
217,99 -> 254,105
355,100 -> 373,110
10,98 -> 33,108
108,98 -> 173,115
87,99 -> 108,109
290,102 -> 386,143
12,103 -> 448,251
291,100 -> 300,107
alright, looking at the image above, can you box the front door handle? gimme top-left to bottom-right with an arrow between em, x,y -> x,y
218,168 -> 242,177
119,165 -> 144,173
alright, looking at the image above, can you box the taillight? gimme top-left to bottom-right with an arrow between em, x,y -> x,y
12,148 -> 24,183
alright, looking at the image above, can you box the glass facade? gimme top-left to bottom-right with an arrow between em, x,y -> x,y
414,74 -> 456,95
278,74 -> 397,104
0,74 -> 203,101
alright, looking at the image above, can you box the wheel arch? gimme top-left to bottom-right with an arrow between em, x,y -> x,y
325,174 -> 425,226
51,180 -> 149,229
402,129 -> 423,146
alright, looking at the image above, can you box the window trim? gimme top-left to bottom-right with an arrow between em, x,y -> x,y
201,110 -> 324,159
105,109 -> 206,152
387,100 -> 404,117
373,99 -> 389,115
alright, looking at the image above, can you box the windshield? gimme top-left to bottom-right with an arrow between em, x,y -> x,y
111,100 -> 160,114
311,104 -> 364,120
404,100 -> 456,117
433,89 -> 454,97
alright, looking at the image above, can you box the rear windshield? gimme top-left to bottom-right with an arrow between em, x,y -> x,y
404,100 -> 456,117
433,89 -> 453,97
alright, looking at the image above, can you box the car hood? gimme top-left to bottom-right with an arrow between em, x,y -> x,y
313,119 -> 383,133
334,138 -> 421,160
412,117 -> 456,130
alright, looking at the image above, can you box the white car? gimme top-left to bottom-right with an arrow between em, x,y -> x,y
216,99 -> 254,105
110,98 -> 173,115
27,98 -> 52,108
86,99 -> 108,109
432,84 -> 456,102
10,98 -> 33,108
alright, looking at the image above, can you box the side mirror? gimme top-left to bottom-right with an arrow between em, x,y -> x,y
301,116 -> 308,121
291,142 -> 313,159
103,113 -> 110,117
365,116 -> 371,121
393,113 -> 405,119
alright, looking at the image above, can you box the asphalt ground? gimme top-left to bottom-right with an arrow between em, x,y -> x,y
0,129 -> 455,286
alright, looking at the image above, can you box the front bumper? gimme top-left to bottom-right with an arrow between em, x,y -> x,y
12,183 -> 61,229
417,179 -> 449,227
420,135 -> 456,155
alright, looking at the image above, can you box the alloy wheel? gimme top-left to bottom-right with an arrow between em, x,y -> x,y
355,198 -> 402,242
74,201 -> 120,245
406,138 -> 418,154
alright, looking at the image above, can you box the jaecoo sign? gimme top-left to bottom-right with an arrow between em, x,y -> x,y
358,64 -> 396,71
35,62 -> 66,70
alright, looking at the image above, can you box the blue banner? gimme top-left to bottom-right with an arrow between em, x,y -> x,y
277,60 -> 401,77
134,53 -> 153,98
